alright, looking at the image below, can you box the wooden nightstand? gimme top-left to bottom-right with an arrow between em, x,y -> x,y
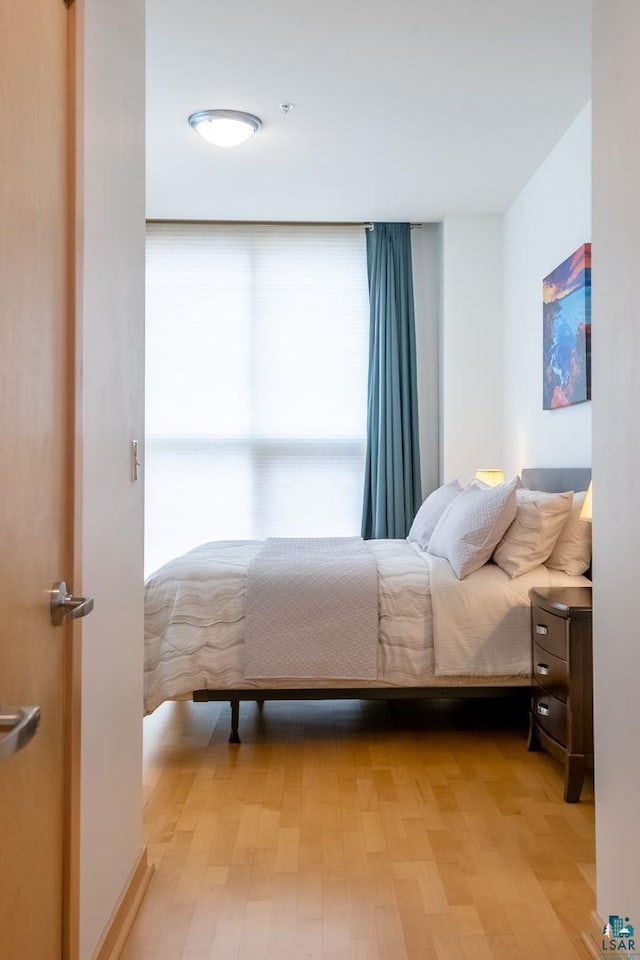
527,586 -> 593,802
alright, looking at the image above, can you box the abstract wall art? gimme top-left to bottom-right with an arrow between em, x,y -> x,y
542,243 -> 591,410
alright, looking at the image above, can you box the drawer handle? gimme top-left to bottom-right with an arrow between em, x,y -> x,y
535,624 -> 548,636
536,663 -> 549,676
537,703 -> 550,717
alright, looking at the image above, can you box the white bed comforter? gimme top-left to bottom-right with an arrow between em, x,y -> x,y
144,539 -> 589,713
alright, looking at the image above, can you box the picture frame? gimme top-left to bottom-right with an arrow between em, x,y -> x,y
543,243 -> 591,410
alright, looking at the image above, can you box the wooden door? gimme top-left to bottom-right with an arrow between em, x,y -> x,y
0,2 -> 72,958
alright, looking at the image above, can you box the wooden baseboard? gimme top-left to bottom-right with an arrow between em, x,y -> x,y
582,910 -> 605,959
93,848 -> 154,960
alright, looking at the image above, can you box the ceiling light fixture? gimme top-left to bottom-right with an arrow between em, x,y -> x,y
188,109 -> 262,148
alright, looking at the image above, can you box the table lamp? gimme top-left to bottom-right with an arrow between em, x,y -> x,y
474,469 -> 505,487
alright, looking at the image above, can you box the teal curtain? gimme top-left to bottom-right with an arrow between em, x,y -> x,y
361,223 -> 422,539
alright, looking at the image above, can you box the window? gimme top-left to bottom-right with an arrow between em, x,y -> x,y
145,222 -> 370,575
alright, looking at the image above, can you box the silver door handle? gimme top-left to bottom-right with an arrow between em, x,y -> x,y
537,703 -> 550,717
535,624 -> 548,635
0,706 -> 41,761
50,581 -> 95,626
536,663 -> 550,676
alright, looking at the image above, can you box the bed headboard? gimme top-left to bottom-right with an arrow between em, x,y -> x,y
521,467 -> 591,493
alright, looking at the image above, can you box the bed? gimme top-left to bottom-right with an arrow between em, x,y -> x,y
144,467 -> 591,741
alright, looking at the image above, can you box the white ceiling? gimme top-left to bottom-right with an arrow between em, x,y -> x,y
146,0 -> 591,222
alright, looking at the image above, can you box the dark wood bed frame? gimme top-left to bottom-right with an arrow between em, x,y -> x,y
192,467 -> 592,742
194,685 -> 531,743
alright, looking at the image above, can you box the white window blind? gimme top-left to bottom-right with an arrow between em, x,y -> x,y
145,222 -> 370,575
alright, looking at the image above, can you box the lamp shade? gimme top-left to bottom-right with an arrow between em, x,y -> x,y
580,481 -> 592,521
474,469 -> 505,487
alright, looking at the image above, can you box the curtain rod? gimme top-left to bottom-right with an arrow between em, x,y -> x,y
365,223 -> 424,231
147,218 -> 425,229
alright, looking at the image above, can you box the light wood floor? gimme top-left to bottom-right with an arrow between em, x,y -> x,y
121,697 -> 595,960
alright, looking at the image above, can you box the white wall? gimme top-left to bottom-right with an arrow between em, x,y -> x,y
440,216 -> 503,485
76,1 -> 146,957
502,105 -> 592,478
592,1 -> 640,926
412,224 -> 441,497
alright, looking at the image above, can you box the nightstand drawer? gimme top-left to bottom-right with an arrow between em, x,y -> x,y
528,585 -> 592,802
532,643 -> 568,701
531,605 -> 567,660
532,689 -> 567,747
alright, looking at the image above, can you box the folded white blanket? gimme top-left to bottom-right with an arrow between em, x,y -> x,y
245,537 -> 378,679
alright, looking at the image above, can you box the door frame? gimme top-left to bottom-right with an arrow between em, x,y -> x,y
62,2 -> 150,956
64,4 -> 83,957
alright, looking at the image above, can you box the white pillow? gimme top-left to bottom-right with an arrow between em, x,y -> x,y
546,490 -> 592,576
407,479 -> 463,550
427,478 -> 518,579
493,489 -> 573,578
